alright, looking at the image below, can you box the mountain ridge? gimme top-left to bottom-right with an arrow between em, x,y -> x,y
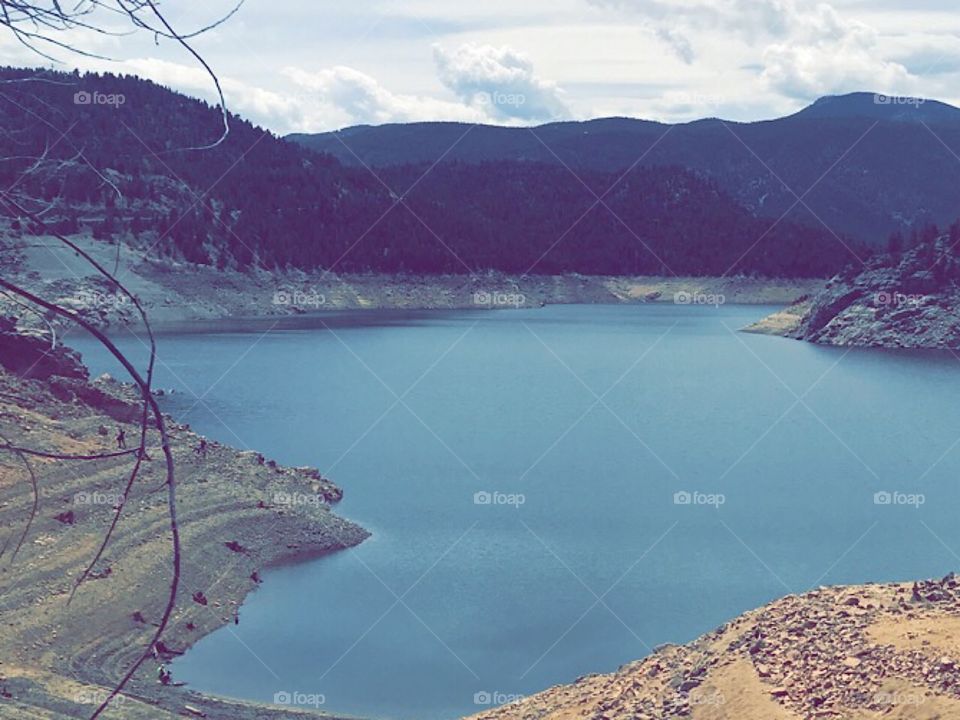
289,91 -> 960,244
0,66 -> 852,278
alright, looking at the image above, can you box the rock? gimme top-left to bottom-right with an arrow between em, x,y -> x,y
677,679 -> 700,693
0,319 -> 88,380
767,237 -> 960,349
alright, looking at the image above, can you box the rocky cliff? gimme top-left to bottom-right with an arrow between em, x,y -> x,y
747,238 -> 960,348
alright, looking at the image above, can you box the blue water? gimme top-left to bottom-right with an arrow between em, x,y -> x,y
69,305 -> 960,720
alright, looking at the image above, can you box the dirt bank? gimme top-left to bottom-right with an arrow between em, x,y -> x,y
468,576 -> 960,720
2,233 -> 825,330
0,337 -> 368,719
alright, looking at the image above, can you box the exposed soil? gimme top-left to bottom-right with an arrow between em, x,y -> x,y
467,577 -> 960,720
0,340 -> 368,719
1,233 -> 825,331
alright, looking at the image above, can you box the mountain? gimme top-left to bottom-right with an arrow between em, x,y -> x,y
289,92 -> 960,243
0,67 -> 853,278
790,91 -> 960,123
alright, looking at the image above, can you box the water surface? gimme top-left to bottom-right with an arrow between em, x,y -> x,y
71,305 -> 960,719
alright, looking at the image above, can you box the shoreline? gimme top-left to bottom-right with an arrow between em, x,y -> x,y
3,300 -> 960,719
0,338 -> 370,719
3,234 -> 826,331
469,576 -> 960,720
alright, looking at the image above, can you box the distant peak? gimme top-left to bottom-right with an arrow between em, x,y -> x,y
793,91 -> 960,123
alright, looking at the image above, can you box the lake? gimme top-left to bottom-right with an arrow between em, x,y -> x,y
70,304 -> 960,720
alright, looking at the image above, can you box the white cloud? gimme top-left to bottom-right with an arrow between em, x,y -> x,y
432,43 -> 569,121
104,57 -> 304,130
69,47 -> 568,132
282,65 -> 484,130
586,0 -> 920,103
757,2 -> 916,98
10,0 -> 957,130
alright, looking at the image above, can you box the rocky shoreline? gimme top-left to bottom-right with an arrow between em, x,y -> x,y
5,310 -> 960,720
469,576 -> 960,720
746,238 -> 960,349
0,330 -> 368,719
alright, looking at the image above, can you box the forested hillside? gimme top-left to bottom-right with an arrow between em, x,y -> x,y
0,67 -> 859,277
292,93 -> 960,244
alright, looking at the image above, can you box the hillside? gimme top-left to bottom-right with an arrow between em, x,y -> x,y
290,92 -> 960,244
0,327 -> 367,719
746,233 -> 960,348
469,576 -> 960,720
0,67 -> 852,278
0,229 -> 826,332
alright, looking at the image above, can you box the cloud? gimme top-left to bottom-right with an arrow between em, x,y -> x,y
71,49 -> 568,132
115,58 -> 305,130
107,57 -> 485,132
283,65 -> 483,129
655,27 -> 695,64
432,43 -> 569,121
757,3 -> 916,98
586,0 -> 919,101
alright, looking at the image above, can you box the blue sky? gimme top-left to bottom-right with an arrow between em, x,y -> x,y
5,0 -> 960,133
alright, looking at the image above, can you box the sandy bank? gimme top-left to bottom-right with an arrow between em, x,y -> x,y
0,349 -> 367,719
468,576 -> 960,720
2,234 -> 826,330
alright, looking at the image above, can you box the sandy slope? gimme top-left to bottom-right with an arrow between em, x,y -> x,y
0,353 -> 367,719
467,578 -> 960,720
2,233 -> 825,330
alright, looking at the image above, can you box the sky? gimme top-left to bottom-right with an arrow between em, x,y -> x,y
4,0 -> 960,134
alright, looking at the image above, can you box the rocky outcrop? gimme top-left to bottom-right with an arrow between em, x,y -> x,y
753,238 -> 960,348
0,316 -> 88,380
470,575 -> 960,720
